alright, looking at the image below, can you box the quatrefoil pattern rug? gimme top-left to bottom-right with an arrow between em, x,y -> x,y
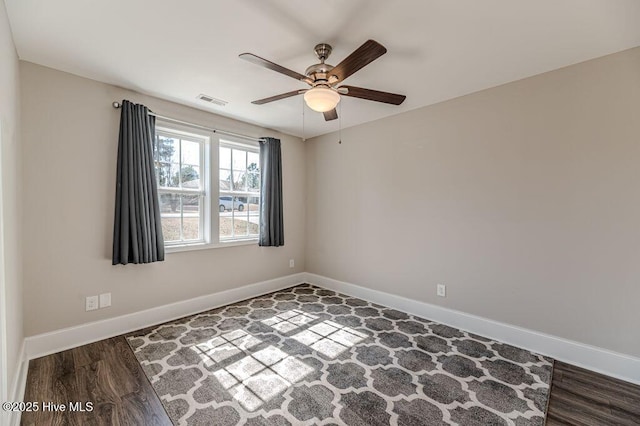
126,284 -> 552,425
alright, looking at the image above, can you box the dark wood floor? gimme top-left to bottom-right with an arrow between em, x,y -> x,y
21,336 -> 170,426
547,361 -> 640,425
22,336 -> 640,425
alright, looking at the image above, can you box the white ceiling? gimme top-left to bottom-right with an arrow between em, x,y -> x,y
6,0 -> 640,138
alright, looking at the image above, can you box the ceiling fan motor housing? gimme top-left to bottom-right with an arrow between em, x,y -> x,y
305,63 -> 335,86
307,43 -> 339,86
314,43 -> 332,61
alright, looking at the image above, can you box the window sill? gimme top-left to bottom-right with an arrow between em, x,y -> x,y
165,239 -> 258,253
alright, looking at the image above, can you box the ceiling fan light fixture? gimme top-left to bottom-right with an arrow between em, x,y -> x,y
304,87 -> 340,112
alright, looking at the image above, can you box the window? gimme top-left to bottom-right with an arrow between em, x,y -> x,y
219,142 -> 260,240
153,122 -> 260,250
154,129 -> 206,245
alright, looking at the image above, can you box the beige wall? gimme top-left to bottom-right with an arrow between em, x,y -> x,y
20,62 -> 306,336
0,0 -> 23,400
306,47 -> 640,358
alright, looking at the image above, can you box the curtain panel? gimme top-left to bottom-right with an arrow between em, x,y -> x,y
259,137 -> 284,247
112,100 -> 165,264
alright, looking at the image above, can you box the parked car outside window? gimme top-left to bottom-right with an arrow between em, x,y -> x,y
219,196 -> 245,212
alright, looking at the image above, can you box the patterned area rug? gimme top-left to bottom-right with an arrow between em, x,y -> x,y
126,284 -> 553,425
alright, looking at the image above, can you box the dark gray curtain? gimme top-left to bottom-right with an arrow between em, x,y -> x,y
112,100 -> 165,264
259,137 -> 284,247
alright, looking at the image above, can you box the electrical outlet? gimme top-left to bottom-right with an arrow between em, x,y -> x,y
437,284 -> 446,298
85,296 -> 99,311
99,293 -> 112,308
289,259 -> 295,268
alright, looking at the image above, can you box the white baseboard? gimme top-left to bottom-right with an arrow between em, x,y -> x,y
9,342 -> 27,426
24,273 -> 306,360
304,272 -> 640,386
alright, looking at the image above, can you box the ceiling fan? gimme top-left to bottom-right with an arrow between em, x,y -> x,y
240,40 -> 406,121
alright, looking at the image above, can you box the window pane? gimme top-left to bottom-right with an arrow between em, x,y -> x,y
181,165 -> 200,189
247,172 -> 260,192
234,218 -> 248,237
247,196 -> 260,212
233,171 -> 246,191
182,194 -> 200,240
248,152 -> 259,171
160,193 -> 180,213
220,169 -> 231,191
219,195 -> 234,238
182,140 -> 200,166
234,196 -> 248,237
235,196 -> 246,213
220,214 -> 233,239
218,196 -> 233,212
248,213 -> 259,236
156,162 -> 172,187
220,146 -> 231,169
236,198 -> 249,221
156,136 -> 179,164
160,193 -> 181,242
159,163 -> 180,188
161,217 -> 181,242
232,149 -> 246,171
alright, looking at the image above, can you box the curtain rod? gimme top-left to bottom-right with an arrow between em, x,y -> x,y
112,102 -> 264,143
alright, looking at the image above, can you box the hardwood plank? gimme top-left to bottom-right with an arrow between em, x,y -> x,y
71,339 -> 105,368
545,418 -> 572,426
548,386 -> 616,426
120,391 -> 172,426
555,361 -> 640,399
556,361 -> 640,411
74,360 -> 123,426
559,372 -> 640,421
21,335 -> 171,425
101,336 -> 170,423
99,337 -> 142,397
610,405 -> 640,425
22,351 -> 79,426
547,361 -> 640,426
551,376 -> 611,407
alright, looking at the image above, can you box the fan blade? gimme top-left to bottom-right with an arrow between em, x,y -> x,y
330,40 -> 387,82
340,86 -> 406,105
240,53 -> 312,84
323,108 -> 338,121
252,90 -> 306,105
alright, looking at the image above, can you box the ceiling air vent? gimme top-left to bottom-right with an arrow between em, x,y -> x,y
197,94 -> 228,106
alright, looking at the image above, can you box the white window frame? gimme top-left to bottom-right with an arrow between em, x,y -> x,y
154,120 -> 261,252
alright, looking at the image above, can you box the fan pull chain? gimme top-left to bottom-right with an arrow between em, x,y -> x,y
338,101 -> 342,144
302,97 -> 306,142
